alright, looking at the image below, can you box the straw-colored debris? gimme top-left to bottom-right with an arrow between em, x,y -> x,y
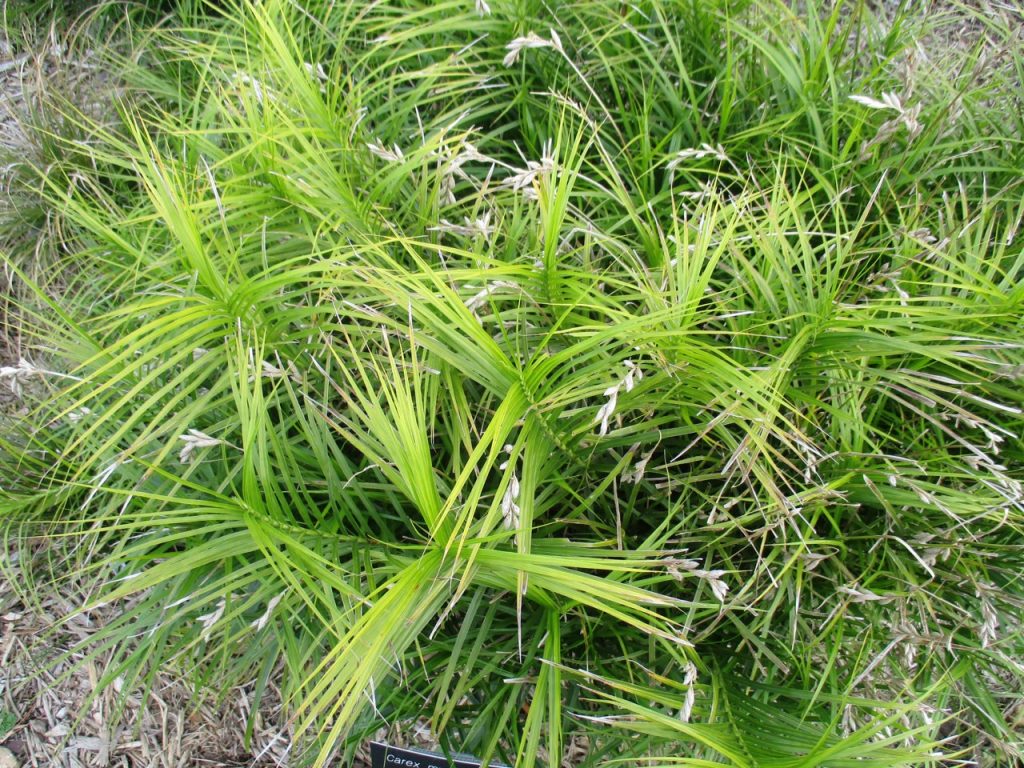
0,552 -> 293,768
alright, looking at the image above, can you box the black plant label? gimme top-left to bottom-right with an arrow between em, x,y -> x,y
369,741 -> 502,768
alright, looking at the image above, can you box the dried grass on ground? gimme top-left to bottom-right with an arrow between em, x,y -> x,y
0,554 -> 292,768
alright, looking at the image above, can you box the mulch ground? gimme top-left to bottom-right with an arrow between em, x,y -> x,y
0,560 -> 293,768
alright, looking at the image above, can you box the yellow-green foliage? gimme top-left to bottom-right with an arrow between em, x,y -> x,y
2,1 -> 1022,766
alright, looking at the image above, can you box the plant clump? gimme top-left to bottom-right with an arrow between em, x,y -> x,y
1,0 -> 1022,766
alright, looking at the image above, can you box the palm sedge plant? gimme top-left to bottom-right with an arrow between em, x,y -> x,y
1,0 -> 1022,765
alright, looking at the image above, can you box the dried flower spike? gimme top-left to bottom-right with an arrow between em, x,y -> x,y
178,429 -> 225,464
595,360 -> 643,436
196,598 -> 226,641
849,92 -> 904,112
501,473 -> 521,529
679,661 -> 698,722
503,31 -> 561,67
666,143 -> 728,169
367,139 -> 405,163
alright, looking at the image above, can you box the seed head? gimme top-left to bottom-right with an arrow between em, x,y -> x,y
251,594 -> 284,632
849,92 -> 904,111
196,598 -> 226,641
501,473 -> 521,530
666,143 -> 727,169
367,139 -> 405,163
178,429 -> 224,464
678,661 -> 698,722
503,30 -> 562,67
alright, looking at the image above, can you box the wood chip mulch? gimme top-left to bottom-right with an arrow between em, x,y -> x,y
0,552 -> 294,768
